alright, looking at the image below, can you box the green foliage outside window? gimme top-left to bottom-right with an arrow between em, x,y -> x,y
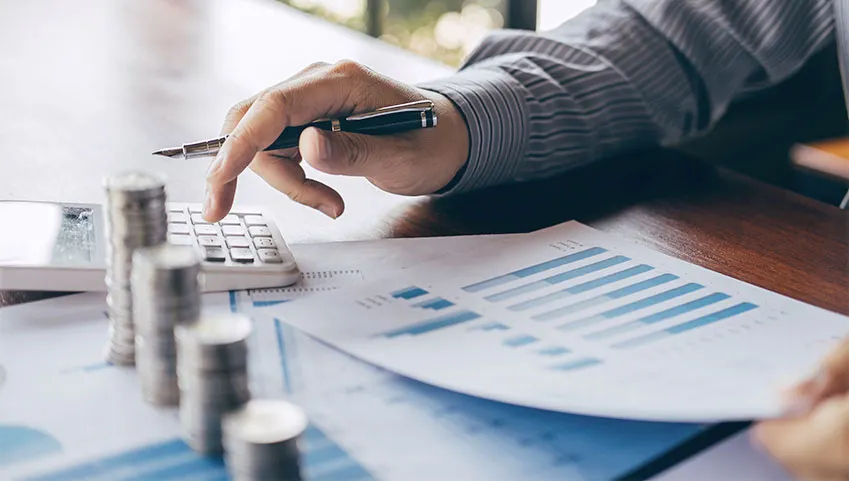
278,0 -> 504,67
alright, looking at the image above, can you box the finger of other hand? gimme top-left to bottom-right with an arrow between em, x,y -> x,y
787,338 -> 849,412
755,395 -> 849,480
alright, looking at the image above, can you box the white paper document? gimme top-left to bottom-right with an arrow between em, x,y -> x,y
0,233 -> 727,480
261,221 -> 849,422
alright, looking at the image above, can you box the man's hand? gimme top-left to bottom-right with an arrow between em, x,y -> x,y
754,339 -> 849,481
203,60 -> 469,222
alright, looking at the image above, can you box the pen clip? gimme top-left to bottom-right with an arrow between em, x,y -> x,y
345,100 -> 434,121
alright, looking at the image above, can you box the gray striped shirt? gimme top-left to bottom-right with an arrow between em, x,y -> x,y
420,0 -> 836,193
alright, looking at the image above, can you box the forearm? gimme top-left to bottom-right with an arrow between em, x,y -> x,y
420,0 -> 834,193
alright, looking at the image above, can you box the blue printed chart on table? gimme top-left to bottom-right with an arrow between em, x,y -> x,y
263,221 -> 849,422
1,287 -> 716,481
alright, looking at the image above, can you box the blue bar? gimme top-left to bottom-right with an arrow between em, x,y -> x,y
484,256 -> 630,302
122,457 -> 225,481
668,302 -> 758,333
597,283 -> 704,318
22,426 -> 376,481
636,292 -> 731,324
565,264 -> 653,295
473,322 -> 509,332
552,282 -> 704,329
253,299 -> 288,307
613,303 -> 758,349
606,274 -> 679,299
305,444 -> 348,465
462,246 -> 608,293
412,297 -> 454,310
23,440 -> 191,480
390,286 -> 428,300
538,346 -> 570,356
583,292 -> 730,340
310,463 -> 375,481
503,335 -> 539,347
550,357 -> 602,371
380,310 -> 482,338
514,273 -> 677,314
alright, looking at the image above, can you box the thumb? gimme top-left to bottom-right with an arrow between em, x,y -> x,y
299,127 -> 411,178
785,338 -> 849,413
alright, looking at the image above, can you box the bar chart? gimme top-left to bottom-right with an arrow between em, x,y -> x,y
268,221 -> 849,420
19,426 -> 374,481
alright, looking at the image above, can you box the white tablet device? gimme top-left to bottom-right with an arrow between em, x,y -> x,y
0,200 -> 300,292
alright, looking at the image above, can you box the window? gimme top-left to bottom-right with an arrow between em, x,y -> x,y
278,0 -> 596,66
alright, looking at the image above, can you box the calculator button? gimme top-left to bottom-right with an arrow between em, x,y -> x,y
222,225 -> 246,236
168,212 -> 188,223
229,248 -> 255,263
257,249 -> 283,263
190,213 -> 209,224
168,206 -> 185,213
220,215 -> 241,225
189,206 -> 203,213
168,223 -> 191,235
202,246 -> 226,262
197,235 -> 222,247
248,226 -> 272,237
169,234 -> 194,246
243,215 -> 266,226
194,224 -> 217,236
254,237 -> 275,249
226,236 -> 251,248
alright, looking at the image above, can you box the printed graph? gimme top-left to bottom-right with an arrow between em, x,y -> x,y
19,425 -> 374,481
365,245 -> 762,377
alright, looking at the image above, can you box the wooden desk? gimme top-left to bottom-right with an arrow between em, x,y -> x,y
2,0 -> 848,317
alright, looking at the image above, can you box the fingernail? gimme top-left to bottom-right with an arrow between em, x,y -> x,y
314,129 -> 331,161
318,204 -> 337,219
202,194 -> 213,219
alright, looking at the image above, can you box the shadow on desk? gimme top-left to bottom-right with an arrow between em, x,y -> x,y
395,150 -> 716,236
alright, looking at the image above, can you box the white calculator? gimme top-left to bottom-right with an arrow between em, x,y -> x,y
0,201 -> 300,292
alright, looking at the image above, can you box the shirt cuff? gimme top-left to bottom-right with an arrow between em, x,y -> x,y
418,67 -> 529,195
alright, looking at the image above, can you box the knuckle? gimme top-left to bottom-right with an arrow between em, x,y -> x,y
286,188 -> 317,209
223,98 -> 254,132
332,59 -> 366,76
304,61 -> 331,72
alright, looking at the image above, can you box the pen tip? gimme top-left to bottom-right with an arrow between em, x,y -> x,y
151,147 -> 182,158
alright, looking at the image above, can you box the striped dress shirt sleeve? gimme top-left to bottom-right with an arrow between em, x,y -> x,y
418,0 -> 835,194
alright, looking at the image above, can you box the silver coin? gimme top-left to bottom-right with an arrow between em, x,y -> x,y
222,400 -> 307,480
179,371 -> 250,399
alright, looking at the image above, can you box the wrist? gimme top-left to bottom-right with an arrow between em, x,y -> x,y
419,89 -> 470,193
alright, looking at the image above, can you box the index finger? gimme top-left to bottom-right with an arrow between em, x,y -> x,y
206,71 -> 354,187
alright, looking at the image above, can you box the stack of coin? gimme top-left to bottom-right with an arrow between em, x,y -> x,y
176,313 -> 253,455
222,399 -> 307,481
132,244 -> 202,407
103,171 -> 168,366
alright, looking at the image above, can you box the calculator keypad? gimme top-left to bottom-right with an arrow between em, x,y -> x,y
248,226 -> 271,238
166,206 -> 285,266
193,225 -> 217,236
229,248 -> 255,263
257,249 -> 283,263
226,236 -> 251,248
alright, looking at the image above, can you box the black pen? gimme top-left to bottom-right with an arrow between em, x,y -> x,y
151,99 -> 437,159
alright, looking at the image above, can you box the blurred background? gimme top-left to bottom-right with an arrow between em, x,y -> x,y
278,0 -> 595,66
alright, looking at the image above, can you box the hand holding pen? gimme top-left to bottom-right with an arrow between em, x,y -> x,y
176,61 -> 470,222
